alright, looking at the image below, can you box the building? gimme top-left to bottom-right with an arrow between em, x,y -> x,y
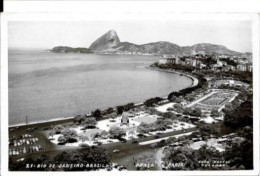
220,61 -> 227,66
212,54 -> 219,61
191,59 -> 197,67
184,58 -> 196,67
236,64 -> 247,71
212,61 -> 223,70
212,79 -> 250,88
166,57 -> 179,65
197,51 -> 206,56
247,65 -> 253,72
121,112 -> 130,125
223,65 -> 235,72
158,59 -> 167,65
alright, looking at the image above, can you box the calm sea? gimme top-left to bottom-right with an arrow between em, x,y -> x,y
8,50 -> 192,125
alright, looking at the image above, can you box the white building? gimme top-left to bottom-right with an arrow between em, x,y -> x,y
158,59 -> 167,65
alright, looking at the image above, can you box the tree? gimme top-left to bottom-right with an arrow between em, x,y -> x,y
183,107 -> 202,117
224,94 -> 252,129
185,94 -> 195,102
9,147 -> 111,171
79,135 -> 89,142
53,125 -> 65,134
116,106 -> 124,115
60,128 -> 78,143
106,107 -> 114,114
193,108 -> 202,117
92,109 -> 102,120
137,123 -> 150,134
124,103 -> 134,111
183,108 -> 193,116
169,95 -> 177,102
162,112 -> 177,120
100,130 -> 109,139
49,130 -> 55,139
166,137 -> 177,144
162,146 -> 200,170
58,135 -> 67,144
174,103 -> 182,109
116,103 -> 135,115
199,125 -> 211,138
211,108 -> 220,117
74,114 -> 87,125
82,117 -> 97,129
109,127 -> 126,139
144,97 -> 163,107
156,119 -> 173,129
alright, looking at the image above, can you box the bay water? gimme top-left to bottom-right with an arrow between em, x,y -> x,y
9,50 -> 192,125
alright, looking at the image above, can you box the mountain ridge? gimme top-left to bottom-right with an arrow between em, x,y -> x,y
51,30 -> 250,57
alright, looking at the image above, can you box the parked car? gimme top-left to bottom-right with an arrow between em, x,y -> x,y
121,139 -> 127,143
26,128 -> 34,132
93,141 -> 102,145
132,140 -> 138,144
113,149 -> 120,153
10,128 -> 15,132
154,135 -> 160,139
42,127 -> 49,131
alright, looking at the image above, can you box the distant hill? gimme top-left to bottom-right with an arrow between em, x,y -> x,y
51,46 -> 93,54
110,41 -> 183,56
51,30 -> 248,57
181,43 -> 242,56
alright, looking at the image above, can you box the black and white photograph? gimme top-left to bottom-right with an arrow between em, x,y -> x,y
1,8 -> 259,175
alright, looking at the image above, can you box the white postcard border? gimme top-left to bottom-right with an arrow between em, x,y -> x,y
1,10 -> 260,176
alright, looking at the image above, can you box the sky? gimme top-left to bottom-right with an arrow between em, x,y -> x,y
8,20 -> 252,53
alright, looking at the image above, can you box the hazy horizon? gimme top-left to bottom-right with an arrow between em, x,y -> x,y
9,20 -> 252,53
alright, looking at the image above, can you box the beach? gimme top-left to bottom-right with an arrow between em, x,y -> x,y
146,66 -> 199,88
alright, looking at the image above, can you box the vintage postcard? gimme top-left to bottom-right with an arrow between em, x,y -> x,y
1,9 -> 259,176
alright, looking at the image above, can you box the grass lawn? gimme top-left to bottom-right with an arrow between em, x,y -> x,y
133,115 -> 157,124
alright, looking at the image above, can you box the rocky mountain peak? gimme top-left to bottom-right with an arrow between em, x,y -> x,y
52,30 -> 245,57
89,30 -> 120,52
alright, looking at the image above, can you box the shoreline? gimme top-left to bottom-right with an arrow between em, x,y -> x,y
9,116 -> 75,128
9,66 -> 198,128
146,66 -> 199,88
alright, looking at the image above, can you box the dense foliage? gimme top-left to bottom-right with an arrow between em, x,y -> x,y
116,103 -> 135,115
52,125 -> 65,134
59,128 -> 78,143
144,97 -> 164,107
183,107 -> 202,117
137,119 -> 173,134
219,58 -> 238,67
222,91 -> 253,169
9,147 -> 111,171
82,117 -> 97,129
92,109 -> 102,120
108,127 -> 126,139
73,115 -> 97,128
162,146 -> 223,170
223,93 -> 253,129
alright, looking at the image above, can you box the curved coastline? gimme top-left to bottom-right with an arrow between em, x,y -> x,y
9,66 -> 199,128
146,66 -> 199,88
